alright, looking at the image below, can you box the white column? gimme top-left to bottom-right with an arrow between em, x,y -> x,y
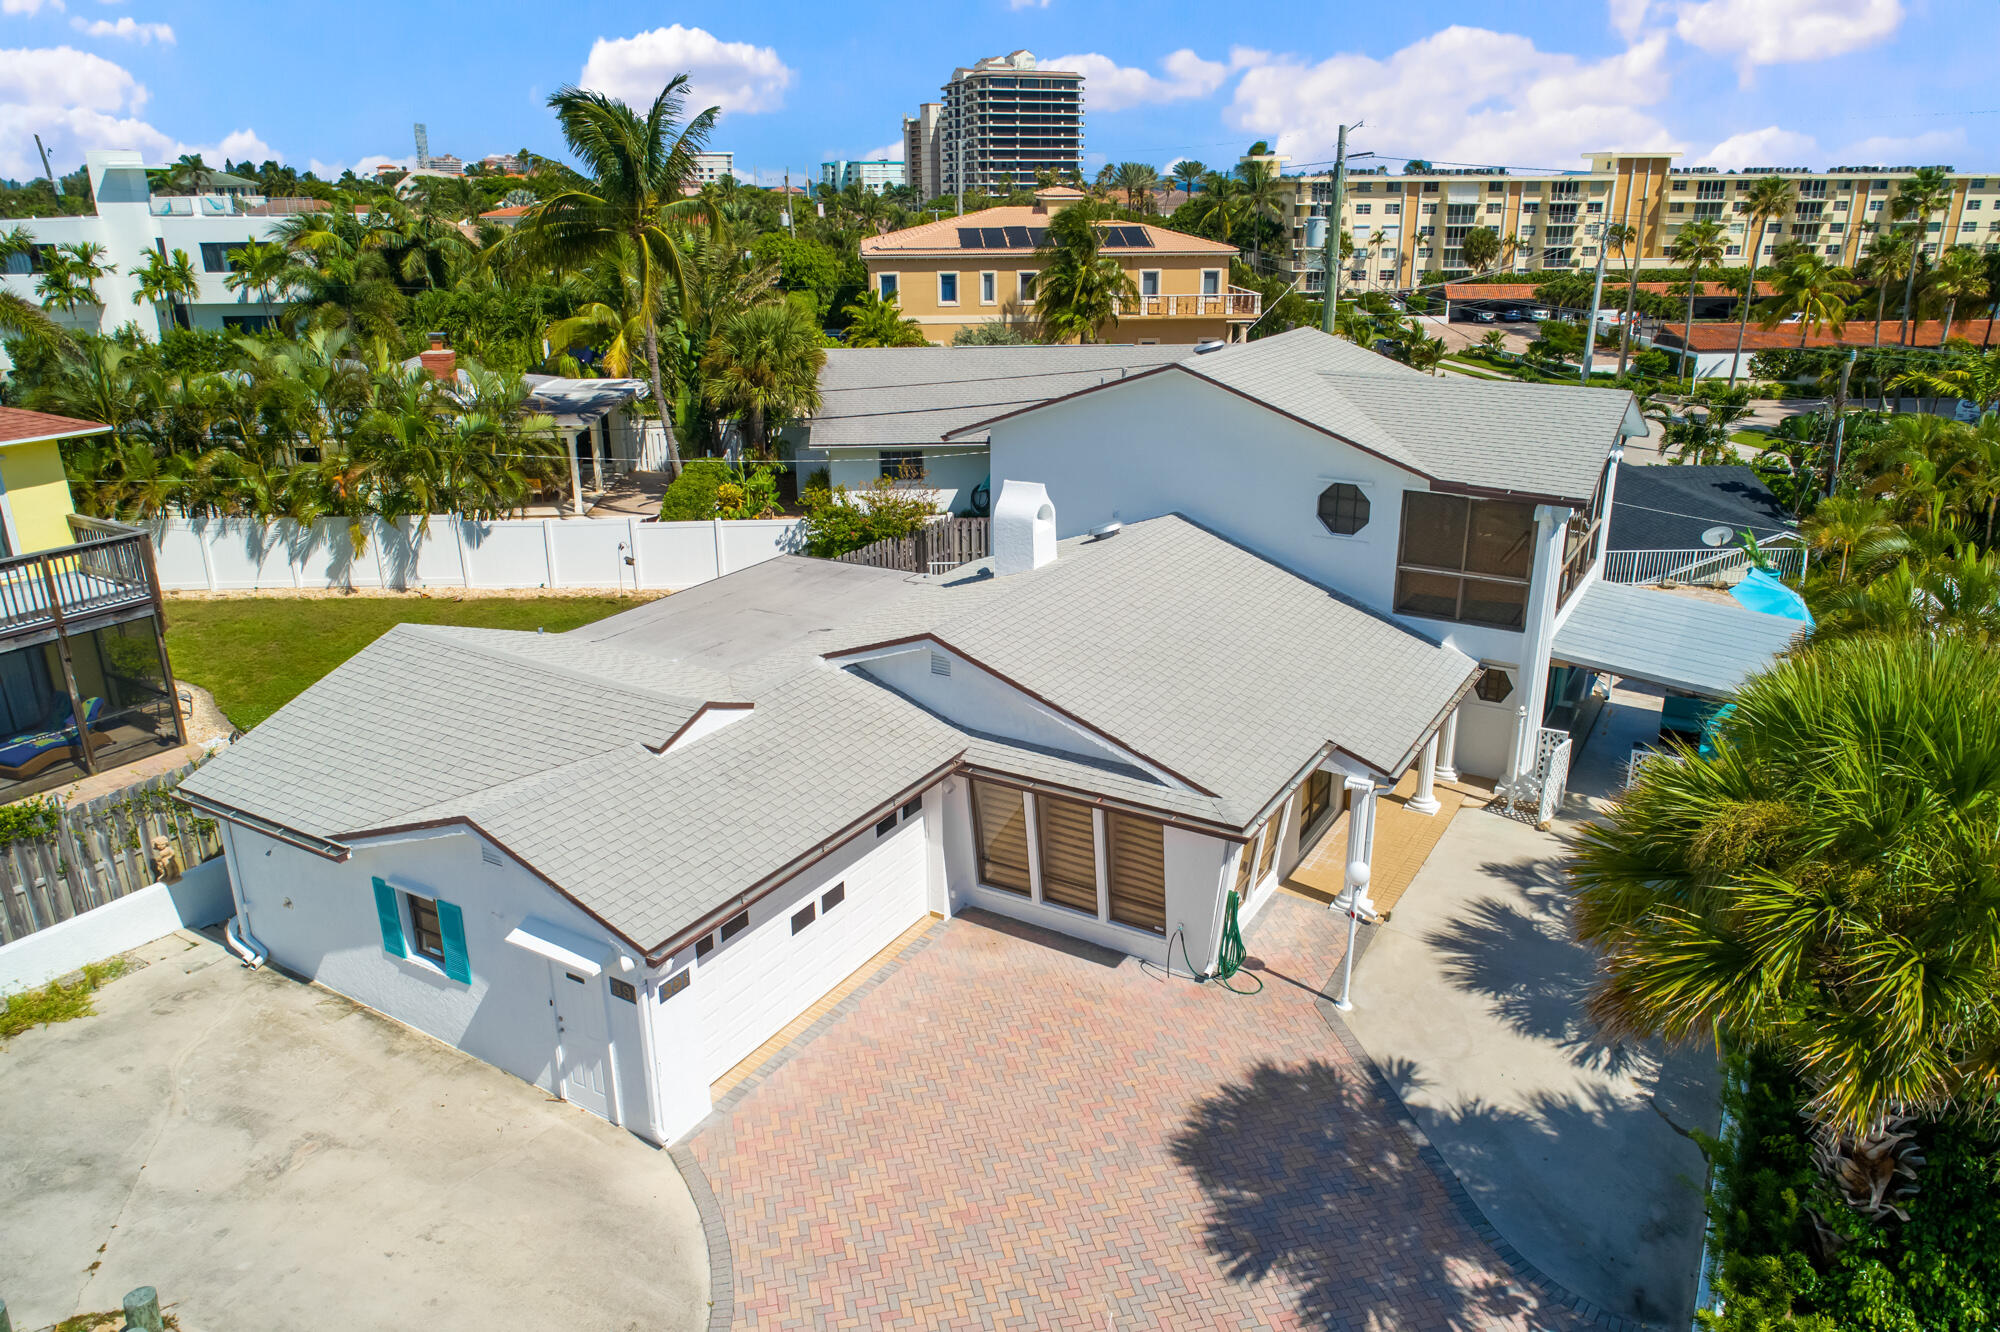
1337,777 -> 1378,916
1504,503 -> 1573,789
1408,733 -> 1442,816
566,432 -> 586,516
1435,707 -> 1461,784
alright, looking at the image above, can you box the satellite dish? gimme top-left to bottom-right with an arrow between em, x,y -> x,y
1701,525 -> 1735,548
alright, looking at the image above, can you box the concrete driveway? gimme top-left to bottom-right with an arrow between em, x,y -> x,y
1342,691 -> 1718,1328
0,931 -> 709,1332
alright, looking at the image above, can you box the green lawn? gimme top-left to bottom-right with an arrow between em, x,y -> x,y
165,594 -> 651,731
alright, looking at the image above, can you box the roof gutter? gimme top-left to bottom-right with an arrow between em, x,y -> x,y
177,792 -> 353,862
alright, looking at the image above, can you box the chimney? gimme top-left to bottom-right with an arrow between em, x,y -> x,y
1032,185 -> 1082,217
992,480 -> 1057,575
419,331 -> 456,382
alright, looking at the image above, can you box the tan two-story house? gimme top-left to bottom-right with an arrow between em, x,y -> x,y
859,186 -> 1259,345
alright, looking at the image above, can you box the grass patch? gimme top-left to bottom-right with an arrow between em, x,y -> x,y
51,1311 -> 180,1332
2,958 -> 129,1042
165,595 -> 650,731
1730,429 -> 1773,445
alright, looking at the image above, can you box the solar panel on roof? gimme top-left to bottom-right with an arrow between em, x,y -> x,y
1027,227 -> 1048,247
1102,225 -> 1154,248
1002,225 -> 1033,248
957,228 -> 984,248
981,227 -> 1009,247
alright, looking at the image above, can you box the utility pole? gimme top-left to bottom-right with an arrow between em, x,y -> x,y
1826,347 -> 1857,496
783,171 -> 795,236
1320,122 -> 1357,335
34,134 -> 61,196
1579,223 -> 1613,383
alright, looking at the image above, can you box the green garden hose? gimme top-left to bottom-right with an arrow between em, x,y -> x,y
1214,890 -> 1263,994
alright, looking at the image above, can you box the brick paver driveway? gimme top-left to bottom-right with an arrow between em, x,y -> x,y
689,894 -> 1575,1330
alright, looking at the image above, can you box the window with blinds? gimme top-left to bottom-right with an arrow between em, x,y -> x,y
971,780 -> 1032,896
1106,811 -> 1166,934
1036,794 -> 1099,915
1255,817 -> 1282,882
1233,834 -> 1255,898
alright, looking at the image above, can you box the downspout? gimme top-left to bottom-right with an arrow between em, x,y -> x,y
218,820 -> 268,968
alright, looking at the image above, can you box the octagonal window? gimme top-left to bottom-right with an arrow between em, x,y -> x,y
1475,669 -> 1514,704
1317,482 -> 1370,536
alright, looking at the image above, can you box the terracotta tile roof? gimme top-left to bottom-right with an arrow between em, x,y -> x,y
0,407 -> 110,446
1443,280 -> 1776,301
862,203 -> 1235,257
478,204 -> 532,219
1654,319 -> 1999,351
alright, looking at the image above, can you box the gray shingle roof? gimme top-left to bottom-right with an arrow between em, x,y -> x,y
1553,580 -> 1804,697
186,516 -> 1474,953
809,344 -> 1192,448
948,327 -> 1642,505
1608,462 -> 1795,551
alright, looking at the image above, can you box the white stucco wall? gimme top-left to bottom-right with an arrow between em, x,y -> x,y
825,445 -> 992,515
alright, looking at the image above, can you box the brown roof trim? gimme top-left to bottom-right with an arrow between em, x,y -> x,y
645,701 -> 754,754
179,792 -> 354,862
823,632 -> 1218,798
956,766 -> 1242,842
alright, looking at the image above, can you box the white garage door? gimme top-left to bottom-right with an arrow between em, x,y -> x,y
699,812 -> 930,1080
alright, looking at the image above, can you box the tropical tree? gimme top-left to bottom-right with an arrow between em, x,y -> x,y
1726,175 -> 1798,387
1804,493 -> 1893,579
512,76 -> 719,480
1170,159 -> 1207,198
130,246 -> 200,335
1668,219 -> 1727,385
1926,245 -> 1989,345
1110,162 -> 1160,213
221,238 -> 292,324
1858,229 -> 1914,349
1032,200 -> 1139,344
1603,221 -> 1642,376
699,299 -> 826,458
1459,226 -> 1501,274
1231,158 -> 1287,274
1809,546 -> 2000,643
1570,633 -> 2000,1137
1757,251 -> 1858,347
840,290 -> 927,347
1891,166 -> 1954,347
1189,174 -> 1249,251
36,242 -> 114,315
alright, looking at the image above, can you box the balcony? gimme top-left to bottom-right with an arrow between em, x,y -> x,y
1114,287 -> 1262,321
0,517 -> 184,802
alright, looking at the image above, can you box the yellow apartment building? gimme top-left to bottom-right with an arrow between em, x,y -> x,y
859,186 -> 1260,345
1268,151 -> 1999,292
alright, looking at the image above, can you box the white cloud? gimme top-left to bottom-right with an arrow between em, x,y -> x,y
1835,128 -> 1965,166
0,44 -> 271,177
580,25 -> 793,116
1048,48 -> 1230,112
1230,28 -> 1678,173
1608,0 -> 1652,38
1008,0 -> 1050,8
70,15 -> 172,42
1672,0 -> 1901,78
2,0 -> 66,13
864,140 -> 903,162
1693,126 -> 1820,169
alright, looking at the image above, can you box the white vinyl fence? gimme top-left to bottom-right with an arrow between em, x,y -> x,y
149,514 -> 806,594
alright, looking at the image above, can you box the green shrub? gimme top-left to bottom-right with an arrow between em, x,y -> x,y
656,458 -> 730,521
1,958 -> 128,1042
797,475 -> 940,558
1634,348 -> 1671,377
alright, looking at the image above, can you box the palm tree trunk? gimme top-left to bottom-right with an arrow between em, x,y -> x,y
1873,282 -> 1886,347
1684,289 -> 1698,386
1899,241 -> 1921,347
1617,256 -> 1641,377
1727,225 -> 1763,388
641,320 -> 681,482
1940,298 -> 1955,347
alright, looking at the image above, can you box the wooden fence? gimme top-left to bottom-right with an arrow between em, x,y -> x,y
0,760 -> 224,945
835,518 -> 991,576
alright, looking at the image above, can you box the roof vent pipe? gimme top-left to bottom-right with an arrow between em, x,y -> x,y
1193,338 -> 1227,353
992,479 -> 1057,575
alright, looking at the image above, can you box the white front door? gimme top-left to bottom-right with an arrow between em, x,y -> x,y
550,964 -> 613,1120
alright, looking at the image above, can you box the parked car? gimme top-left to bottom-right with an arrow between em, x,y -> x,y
1501,309 -> 1524,322
1526,307 -> 1552,321
1471,310 -> 1497,323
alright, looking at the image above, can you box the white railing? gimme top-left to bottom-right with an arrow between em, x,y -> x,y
1602,545 -> 1807,586
1112,288 -> 1262,319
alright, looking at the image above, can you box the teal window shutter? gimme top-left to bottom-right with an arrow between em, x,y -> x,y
435,899 -> 472,984
372,878 -> 406,958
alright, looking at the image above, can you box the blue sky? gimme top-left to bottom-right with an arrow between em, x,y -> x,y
2,0 -> 1993,186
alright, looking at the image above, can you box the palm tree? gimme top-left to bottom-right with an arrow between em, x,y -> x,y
1170,159 -> 1207,199
1032,200 -> 1139,344
1757,251 -> 1858,347
700,300 -> 826,458
221,239 -> 291,325
36,242 -> 114,316
1231,158 -> 1287,275
1726,175 -> 1798,387
1925,245 -> 1989,345
512,77 -> 719,481
130,247 -> 200,335
0,226 -> 62,344
1459,226 -> 1501,274
1110,162 -> 1160,213
1804,493 -> 1892,579
1858,229 -> 1914,349
1668,219 -> 1727,386
1570,633 -> 2000,1137
1891,166 -> 1954,347
1190,175 -> 1249,250
840,290 -> 927,347
1602,221 -> 1641,376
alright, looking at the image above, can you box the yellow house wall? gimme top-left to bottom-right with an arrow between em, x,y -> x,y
0,438 -> 79,554
866,252 -> 1236,345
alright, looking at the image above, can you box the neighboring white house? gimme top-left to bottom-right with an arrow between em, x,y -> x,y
958,328 -> 1797,786
0,150 -> 314,353
180,489 -> 1481,1144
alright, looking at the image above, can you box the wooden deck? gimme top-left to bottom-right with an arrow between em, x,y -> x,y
1283,769 -> 1494,918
